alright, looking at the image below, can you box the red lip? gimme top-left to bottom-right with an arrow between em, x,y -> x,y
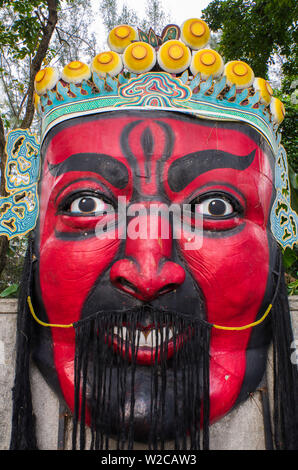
108,325 -> 191,365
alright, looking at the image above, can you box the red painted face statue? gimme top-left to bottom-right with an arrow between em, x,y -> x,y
30,110 -> 278,448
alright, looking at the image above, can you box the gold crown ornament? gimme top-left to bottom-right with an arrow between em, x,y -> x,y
1,18 -> 295,248
91,51 -> 123,78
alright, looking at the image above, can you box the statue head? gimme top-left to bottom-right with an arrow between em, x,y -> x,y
8,19 -> 298,450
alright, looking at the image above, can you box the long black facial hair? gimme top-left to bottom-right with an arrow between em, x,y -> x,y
72,305 -> 211,451
271,251 -> 298,449
9,235 -> 298,450
10,233 -> 37,449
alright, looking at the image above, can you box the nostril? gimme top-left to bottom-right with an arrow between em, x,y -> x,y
157,283 -> 180,296
113,276 -> 140,295
110,259 -> 185,300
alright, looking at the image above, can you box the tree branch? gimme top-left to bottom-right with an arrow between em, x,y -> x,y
0,117 -> 8,198
20,0 -> 58,129
0,52 -> 18,120
0,116 -> 9,272
0,1 -> 58,277
55,26 -> 96,55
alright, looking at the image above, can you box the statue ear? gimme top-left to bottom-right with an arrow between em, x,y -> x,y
10,234 -> 38,449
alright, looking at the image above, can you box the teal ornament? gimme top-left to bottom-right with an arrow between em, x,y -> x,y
0,128 -> 40,239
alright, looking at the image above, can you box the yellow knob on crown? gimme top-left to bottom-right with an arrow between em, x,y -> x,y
190,49 -> 224,80
253,77 -> 273,105
190,21 -> 206,37
115,25 -> 130,39
108,25 -> 138,53
181,18 -> 210,50
62,61 -> 91,84
224,60 -> 254,89
168,44 -> 184,60
157,40 -> 191,73
232,62 -> 248,77
34,67 -> 59,95
123,42 -> 156,73
270,97 -> 285,125
91,51 -> 123,77
131,44 -> 148,60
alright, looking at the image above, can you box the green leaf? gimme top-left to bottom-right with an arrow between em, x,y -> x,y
287,279 -> 298,296
289,166 -> 298,189
288,165 -> 298,212
0,283 -> 19,297
283,247 -> 298,269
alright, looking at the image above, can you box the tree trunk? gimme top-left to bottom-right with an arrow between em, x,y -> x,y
21,0 -> 58,129
0,0 -> 58,278
0,117 -> 9,275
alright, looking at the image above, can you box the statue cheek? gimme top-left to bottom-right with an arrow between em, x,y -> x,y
177,225 -> 270,422
178,225 -> 270,325
39,235 -> 121,327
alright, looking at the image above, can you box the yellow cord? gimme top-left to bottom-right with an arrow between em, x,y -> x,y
27,296 -> 74,328
212,303 -> 272,331
27,296 -> 272,331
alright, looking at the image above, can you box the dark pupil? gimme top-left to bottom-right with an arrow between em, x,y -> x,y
208,199 -> 227,216
78,197 -> 96,213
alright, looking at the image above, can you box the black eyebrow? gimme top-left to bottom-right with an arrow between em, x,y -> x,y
47,153 -> 129,189
168,149 -> 256,192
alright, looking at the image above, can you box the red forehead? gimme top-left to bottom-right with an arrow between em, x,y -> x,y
44,114 -> 263,165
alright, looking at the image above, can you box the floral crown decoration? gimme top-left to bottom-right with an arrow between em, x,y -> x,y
0,18 -> 296,247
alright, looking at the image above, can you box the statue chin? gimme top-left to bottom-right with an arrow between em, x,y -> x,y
88,364 -> 201,444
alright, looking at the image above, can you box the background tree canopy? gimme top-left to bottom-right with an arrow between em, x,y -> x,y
0,0 -> 96,292
202,0 -> 297,169
202,0 -> 297,79
202,0 -> 298,287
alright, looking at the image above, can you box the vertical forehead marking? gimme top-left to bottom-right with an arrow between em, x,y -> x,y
120,119 -> 174,196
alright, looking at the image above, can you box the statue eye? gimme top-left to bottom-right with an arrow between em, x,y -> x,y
69,196 -> 108,215
199,198 -> 233,217
192,194 -> 238,218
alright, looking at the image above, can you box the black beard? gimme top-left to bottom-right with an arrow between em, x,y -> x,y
72,305 -> 211,450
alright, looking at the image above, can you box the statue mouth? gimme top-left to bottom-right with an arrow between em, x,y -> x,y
110,323 -> 192,365
73,307 -> 210,448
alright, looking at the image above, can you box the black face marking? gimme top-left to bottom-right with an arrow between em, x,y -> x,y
141,127 -> 154,179
47,153 -> 129,189
155,120 -> 174,158
168,149 -> 256,192
12,136 -> 24,155
120,119 -> 174,197
55,228 -> 96,240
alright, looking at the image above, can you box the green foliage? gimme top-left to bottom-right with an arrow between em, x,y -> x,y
0,1 -> 50,59
273,87 -> 298,213
202,0 -> 298,79
283,246 -> 298,295
202,1 -> 298,288
287,279 -> 298,296
283,246 -> 298,272
274,91 -> 298,173
0,283 -> 19,297
0,237 -> 27,297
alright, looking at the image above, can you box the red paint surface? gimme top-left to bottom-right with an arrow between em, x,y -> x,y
38,115 -> 273,424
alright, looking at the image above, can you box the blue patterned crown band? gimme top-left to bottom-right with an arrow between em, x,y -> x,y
36,70 -> 282,154
0,18 -> 296,247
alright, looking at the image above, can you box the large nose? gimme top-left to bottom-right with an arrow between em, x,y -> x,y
110,211 -> 185,301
